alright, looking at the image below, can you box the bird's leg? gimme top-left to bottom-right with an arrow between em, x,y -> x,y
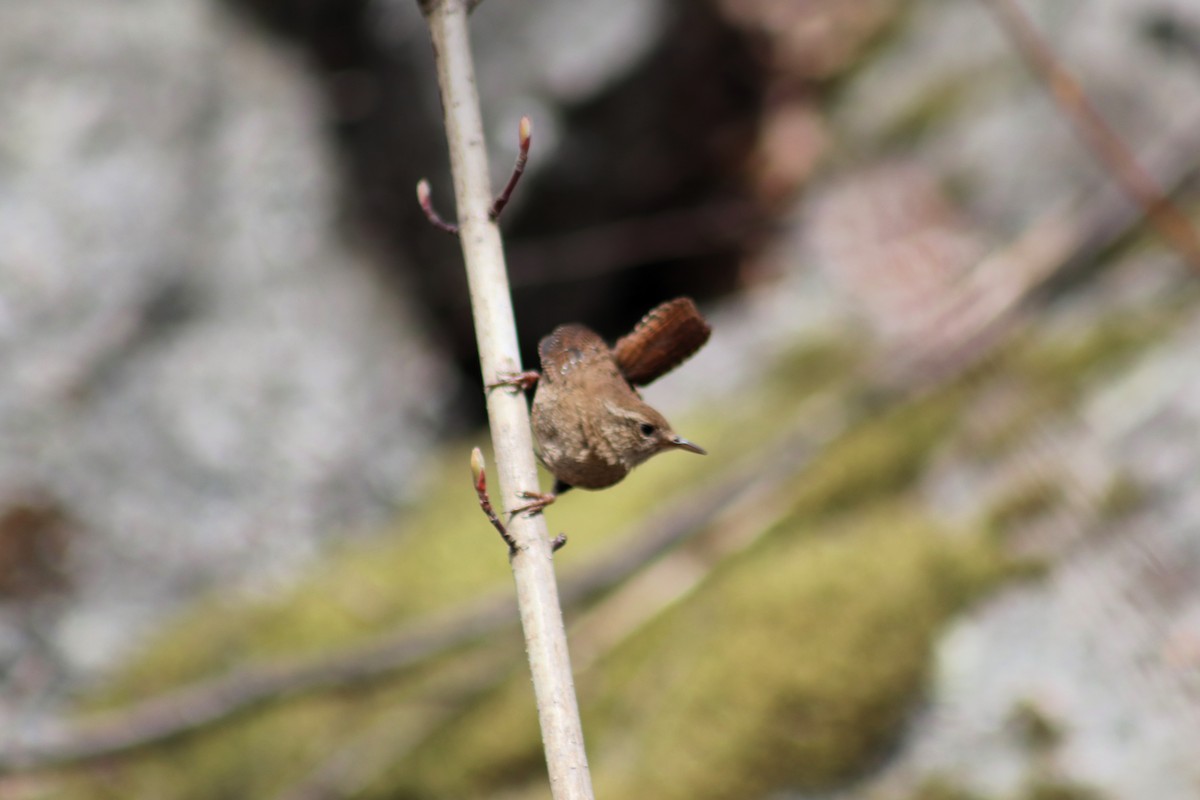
509,477 -> 574,518
509,490 -> 557,518
488,371 -> 540,393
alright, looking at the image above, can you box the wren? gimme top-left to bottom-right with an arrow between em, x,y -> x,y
496,298 -> 711,515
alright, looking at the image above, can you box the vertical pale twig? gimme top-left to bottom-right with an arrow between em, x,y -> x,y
415,1 -> 595,798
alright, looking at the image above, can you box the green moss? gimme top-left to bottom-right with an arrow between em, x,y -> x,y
763,337 -> 865,400
369,667 -> 546,799
786,388 -> 962,521
368,506 -> 1007,800
71,693 -> 359,800
957,306 -> 1185,464
596,507 -> 1006,799
985,479 -> 1065,536
881,73 -> 983,146
909,777 -> 992,800
900,774 -> 1102,800
1009,699 -> 1063,752
59,643 -> 522,800
958,390 -> 1049,463
1097,474 -> 1145,521
1007,311 -> 1178,403
1020,777 -> 1104,800
89,442 -> 521,707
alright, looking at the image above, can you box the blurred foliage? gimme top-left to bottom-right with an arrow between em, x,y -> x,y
1095,473 -> 1145,521
906,776 -> 1104,800
587,510 -> 1003,799
909,777 -> 991,800
1008,699 -> 1063,753
984,477 -> 1065,537
1020,778 -> 1105,800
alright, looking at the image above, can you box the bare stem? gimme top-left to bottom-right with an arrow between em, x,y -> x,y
417,1 -> 594,797
490,116 -> 532,220
416,179 -> 459,234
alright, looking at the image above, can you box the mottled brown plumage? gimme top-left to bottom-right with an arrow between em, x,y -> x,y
505,301 -> 707,517
496,299 -> 710,515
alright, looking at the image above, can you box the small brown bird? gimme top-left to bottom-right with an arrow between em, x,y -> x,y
498,298 -> 711,515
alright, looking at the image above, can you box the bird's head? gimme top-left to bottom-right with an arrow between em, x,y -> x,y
603,399 -> 706,471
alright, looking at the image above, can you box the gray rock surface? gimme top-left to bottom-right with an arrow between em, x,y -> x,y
860,311 -> 1200,800
0,0 -> 451,718
787,1 -> 1200,795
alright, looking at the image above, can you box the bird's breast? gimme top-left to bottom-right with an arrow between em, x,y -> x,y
531,392 -> 628,490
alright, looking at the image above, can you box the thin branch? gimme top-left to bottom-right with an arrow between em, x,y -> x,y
416,179 -> 459,234
490,116 -> 532,220
270,647 -> 517,800
882,114 -> 1200,383
416,1 -> 593,797
980,0 -> 1200,272
471,448 -> 517,552
0,599 -> 518,773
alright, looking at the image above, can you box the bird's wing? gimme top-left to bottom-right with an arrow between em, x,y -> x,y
538,324 -> 610,383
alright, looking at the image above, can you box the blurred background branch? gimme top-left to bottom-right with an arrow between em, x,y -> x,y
980,0 -> 1200,271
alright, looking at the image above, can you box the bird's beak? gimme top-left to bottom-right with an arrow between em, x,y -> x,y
671,436 -> 707,455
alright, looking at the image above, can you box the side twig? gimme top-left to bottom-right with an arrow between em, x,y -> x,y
471,448 -> 517,553
489,116 -> 531,220
416,179 -> 459,234
980,0 -> 1200,272
416,116 -> 533,235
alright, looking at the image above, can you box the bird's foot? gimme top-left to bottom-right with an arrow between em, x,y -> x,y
509,490 -> 556,518
488,371 -> 540,393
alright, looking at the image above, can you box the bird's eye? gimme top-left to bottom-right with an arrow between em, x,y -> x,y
639,422 -> 656,437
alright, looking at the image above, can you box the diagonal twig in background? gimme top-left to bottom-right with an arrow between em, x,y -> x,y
980,0 -> 1200,272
